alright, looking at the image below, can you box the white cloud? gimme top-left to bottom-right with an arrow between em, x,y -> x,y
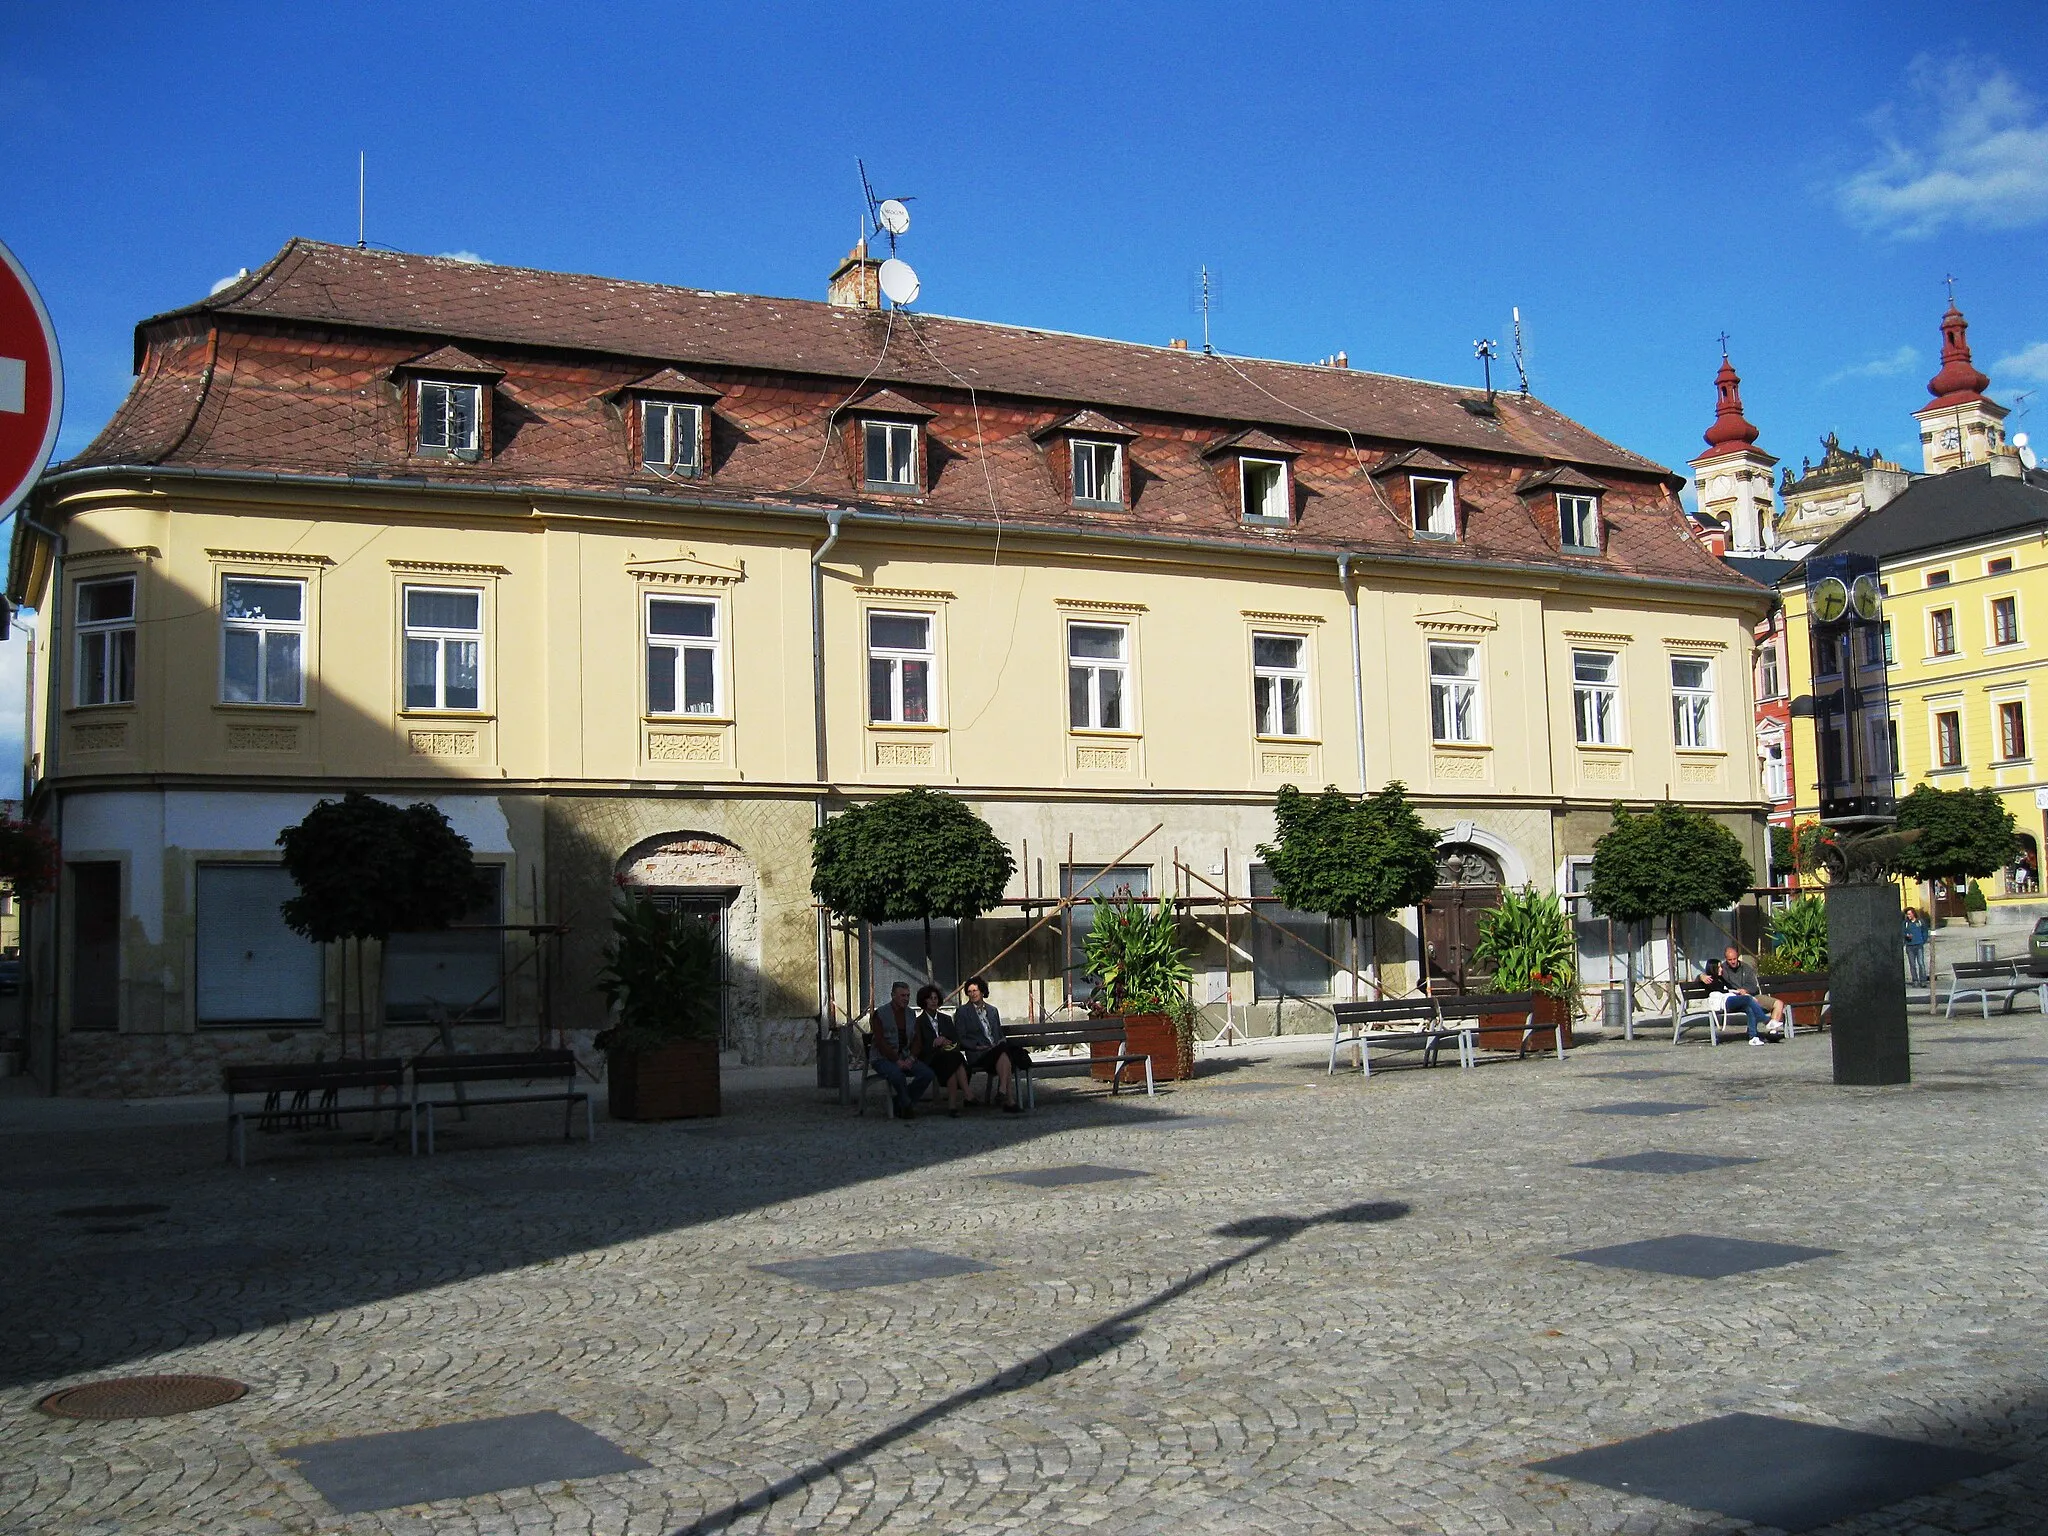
435,250 -> 486,264
1838,54 -> 2048,237
1993,340 -> 2048,384
1824,344 -> 1920,385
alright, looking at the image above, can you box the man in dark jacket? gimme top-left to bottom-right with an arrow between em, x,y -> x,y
1701,944 -> 1787,1045
868,981 -> 935,1119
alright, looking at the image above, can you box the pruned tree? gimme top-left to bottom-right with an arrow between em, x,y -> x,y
1256,782 -> 1442,996
1894,784 -> 2018,994
277,791 -> 490,1056
1587,801 -> 1755,1014
810,787 -> 1015,984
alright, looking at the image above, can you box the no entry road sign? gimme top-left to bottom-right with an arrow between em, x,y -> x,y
0,236 -> 62,525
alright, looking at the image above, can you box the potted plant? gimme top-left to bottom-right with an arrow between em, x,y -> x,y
1082,893 -> 1196,1083
596,897 -> 725,1119
1964,880 -> 1990,927
1758,895 -> 1829,1030
1470,886 -> 1579,1052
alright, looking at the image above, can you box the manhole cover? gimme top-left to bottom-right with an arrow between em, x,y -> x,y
55,1203 -> 169,1219
39,1374 -> 247,1419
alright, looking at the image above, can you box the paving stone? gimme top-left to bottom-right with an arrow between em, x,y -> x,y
1990,1055 -> 2048,1065
988,1165 -> 1152,1188
1201,1082 -> 1296,1094
753,1247 -> 996,1291
1583,1069 -> 1687,1080
1530,1410 -> 2012,1531
1580,1100 -> 1710,1116
1573,1151 -> 1761,1175
279,1410 -> 649,1514
1560,1233 -> 1839,1278
72,1242 -> 273,1281
1935,1034 -> 2022,1044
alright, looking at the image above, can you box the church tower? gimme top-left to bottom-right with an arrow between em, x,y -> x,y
1912,301 -> 2007,474
1689,351 -> 1779,555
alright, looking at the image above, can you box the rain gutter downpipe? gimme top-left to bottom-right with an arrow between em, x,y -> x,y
1338,554 -> 1365,789
810,509 -> 845,1081
22,510 -> 65,1096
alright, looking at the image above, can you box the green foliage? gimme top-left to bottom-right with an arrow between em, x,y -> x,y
1893,784 -> 2018,883
1471,886 -> 1578,1002
810,788 -> 1015,924
0,816 -> 58,899
1083,894 -> 1195,1014
595,898 -> 725,1054
1768,825 -> 1794,878
1966,879 -> 1988,912
1256,782 -> 1442,920
1790,819 -> 1836,877
1586,802 -> 1755,925
276,791 -> 488,942
1765,896 -> 1828,972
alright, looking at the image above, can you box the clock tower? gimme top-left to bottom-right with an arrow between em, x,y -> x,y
1688,350 -> 1778,554
1912,300 -> 2007,474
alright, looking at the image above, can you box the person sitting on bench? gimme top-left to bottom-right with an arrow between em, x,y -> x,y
868,982 -> 936,1120
954,976 -> 1028,1113
1700,944 -> 1787,1045
919,984 -> 972,1118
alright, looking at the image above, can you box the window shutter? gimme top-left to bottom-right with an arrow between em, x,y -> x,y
196,865 -> 322,1024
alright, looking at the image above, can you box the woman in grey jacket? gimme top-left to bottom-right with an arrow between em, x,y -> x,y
953,976 -> 1029,1112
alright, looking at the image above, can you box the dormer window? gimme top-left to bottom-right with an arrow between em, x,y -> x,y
641,400 -> 702,475
1559,492 -> 1601,552
418,381 -> 482,458
1072,440 -> 1123,507
1241,458 -> 1290,522
864,421 -> 919,491
1411,476 -> 1457,537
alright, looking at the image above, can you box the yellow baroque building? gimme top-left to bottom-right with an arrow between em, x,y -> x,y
9,241 -> 1769,1094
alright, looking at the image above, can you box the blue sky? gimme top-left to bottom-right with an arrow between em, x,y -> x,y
2,3 -> 2046,769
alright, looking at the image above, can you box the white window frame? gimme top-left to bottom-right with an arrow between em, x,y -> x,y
1428,641 -> 1484,744
1990,594 -> 2021,648
867,609 -> 936,725
416,380 -> 482,457
863,420 -> 920,491
1756,640 -> 1781,701
640,399 -> 703,475
1571,649 -> 1621,746
1070,439 -> 1124,507
1933,707 -> 1963,768
1411,475 -> 1457,538
1929,606 -> 1958,657
1998,698 -> 2029,762
74,574 -> 137,707
644,592 -> 721,717
402,585 -> 485,713
220,575 -> 307,707
1558,492 -> 1600,552
1068,620 -> 1132,732
1670,655 -> 1716,749
1760,736 -> 1789,801
1252,631 -> 1311,738
1240,457 -> 1290,522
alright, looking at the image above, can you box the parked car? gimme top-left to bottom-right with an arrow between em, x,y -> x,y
0,959 -> 21,996
2030,917 -> 2048,977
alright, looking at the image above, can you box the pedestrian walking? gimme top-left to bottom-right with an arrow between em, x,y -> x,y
1902,907 -> 1930,987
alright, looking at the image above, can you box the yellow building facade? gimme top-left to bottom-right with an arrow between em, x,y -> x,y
10,242 -> 1769,1094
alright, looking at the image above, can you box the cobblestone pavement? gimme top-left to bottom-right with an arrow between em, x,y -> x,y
5,1015 -> 2048,1535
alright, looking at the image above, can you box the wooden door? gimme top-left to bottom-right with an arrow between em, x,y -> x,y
1422,885 -> 1500,993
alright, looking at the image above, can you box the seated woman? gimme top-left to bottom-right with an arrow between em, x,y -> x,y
918,984 -> 970,1117
953,976 -> 1029,1113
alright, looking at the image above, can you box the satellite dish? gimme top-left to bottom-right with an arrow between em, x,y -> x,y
876,199 -> 911,236
210,267 -> 250,295
2023,445 -> 2039,471
878,258 -> 920,306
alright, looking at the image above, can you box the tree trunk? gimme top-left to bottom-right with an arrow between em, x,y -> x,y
922,913 -> 935,983
1668,913 -> 1686,1020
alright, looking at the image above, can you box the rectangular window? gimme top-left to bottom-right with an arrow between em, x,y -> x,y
384,867 -> 505,1023
1761,740 -> 1788,801
2000,700 -> 2028,761
196,864 -> 323,1025
1886,718 -> 1900,776
1757,642 -> 1781,701
1989,556 -> 2015,575
1670,656 -> 1715,748
1881,620 -> 1895,665
1071,440 -> 1124,507
1061,863 -> 1150,1004
1428,642 -> 1482,743
1935,710 -> 1963,767
863,421 -> 918,490
1816,630 -> 1843,679
867,610 -> 933,724
1866,716 -> 1893,777
1993,596 -> 2020,646
640,400 -> 702,474
1412,476 -> 1457,537
1931,607 -> 1957,655
1249,862 -> 1332,1000
865,916 -> 960,1002
1572,650 -> 1620,745
70,861 -> 122,1030
1252,633 -> 1309,737
402,586 -> 483,711
1927,569 -> 1951,587
74,576 -> 137,706
417,380 -> 481,455
1241,458 -> 1289,521
646,595 -> 719,716
1068,622 -> 1130,731
1559,492 -> 1600,551
1860,623 -> 1887,669
220,576 -> 306,706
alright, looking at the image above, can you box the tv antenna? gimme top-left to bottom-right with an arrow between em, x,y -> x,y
1192,265 -> 1215,354
1511,306 -> 1529,394
856,158 -> 918,306
1474,337 -> 1498,401
357,151 -> 366,248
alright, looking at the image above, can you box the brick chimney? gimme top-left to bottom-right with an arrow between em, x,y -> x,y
1168,338 -> 1188,351
828,245 -> 882,309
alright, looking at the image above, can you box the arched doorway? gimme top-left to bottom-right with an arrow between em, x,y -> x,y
1422,841 -> 1505,993
615,832 -> 760,1053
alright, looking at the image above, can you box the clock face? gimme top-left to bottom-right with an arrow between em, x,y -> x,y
1811,577 -> 1850,624
1849,573 -> 1884,621
1942,427 -> 1962,451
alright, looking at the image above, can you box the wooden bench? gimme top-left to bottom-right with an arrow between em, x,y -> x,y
1435,992 -> 1556,1060
407,1049 -> 592,1155
1327,998 -> 1471,1076
223,1058 -> 405,1167
1008,1020 -> 1154,1111
1943,959 -> 2047,1019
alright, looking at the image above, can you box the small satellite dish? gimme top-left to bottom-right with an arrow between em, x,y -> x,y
210,267 -> 250,295
876,199 -> 911,237
878,258 -> 920,306
2023,445 -> 2039,471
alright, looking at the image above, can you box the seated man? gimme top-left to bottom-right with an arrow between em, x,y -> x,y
1701,944 -> 1787,1045
867,981 -> 936,1119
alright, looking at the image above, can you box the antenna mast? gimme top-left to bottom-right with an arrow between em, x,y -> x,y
1511,307 -> 1529,395
357,152 -> 366,248
1473,337 -> 1498,402
1199,265 -> 1214,355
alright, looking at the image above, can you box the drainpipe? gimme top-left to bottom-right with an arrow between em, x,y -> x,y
810,510 -> 844,1085
1337,554 -> 1366,788
22,511 -> 65,1095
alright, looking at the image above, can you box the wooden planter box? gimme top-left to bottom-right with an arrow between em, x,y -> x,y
608,1040 -> 721,1120
1473,994 -> 1573,1054
1763,974 -> 1829,1032
1089,1013 -> 1186,1084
